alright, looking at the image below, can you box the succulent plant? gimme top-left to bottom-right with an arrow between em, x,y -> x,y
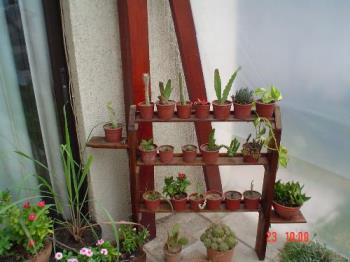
140,139 -> 155,151
224,137 -> 240,157
232,87 -> 254,104
200,223 -> 237,252
207,129 -> 219,151
165,224 -> 188,253
214,67 -> 241,104
158,79 -> 173,104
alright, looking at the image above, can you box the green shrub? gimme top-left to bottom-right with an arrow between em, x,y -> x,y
274,180 -> 310,207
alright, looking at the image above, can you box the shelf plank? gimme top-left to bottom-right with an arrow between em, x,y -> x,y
270,210 -> 306,224
86,136 -> 128,149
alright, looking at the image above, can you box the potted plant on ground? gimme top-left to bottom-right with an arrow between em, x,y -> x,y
205,191 -> 223,211
224,191 -> 242,211
243,180 -> 261,209
104,101 -> 123,142
163,173 -> 190,211
232,87 -> 254,119
254,85 -> 282,118
273,180 -> 311,219
189,183 -> 205,211
194,98 -> 210,119
212,67 -> 241,120
224,137 -> 240,157
176,73 -> 192,119
200,129 -> 220,164
163,224 -> 188,262
139,139 -> 157,164
138,73 -> 154,119
158,145 -> 175,163
142,190 -> 162,211
156,79 -> 175,120
181,144 -> 197,163
200,223 -> 238,262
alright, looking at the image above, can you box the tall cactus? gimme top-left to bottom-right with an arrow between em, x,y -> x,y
143,73 -> 150,105
179,73 -> 185,105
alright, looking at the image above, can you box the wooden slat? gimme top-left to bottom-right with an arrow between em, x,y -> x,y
270,210 -> 306,224
86,136 -> 128,149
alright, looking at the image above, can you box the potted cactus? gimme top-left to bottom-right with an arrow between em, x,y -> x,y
224,191 -> 242,211
189,183 -> 205,211
138,73 -> 154,120
182,144 -> 197,163
143,190 -> 162,211
158,145 -> 174,163
200,129 -> 220,164
254,85 -> 282,118
273,180 -> 310,219
232,87 -> 254,119
104,102 -> 123,142
200,223 -> 237,262
156,79 -> 175,120
163,224 -> 188,262
212,67 -> 241,120
176,73 -> 192,119
194,98 -> 210,119
205,191 -> 223,211
243,180 -> 261,210
139,139 -> 157,164
163,173 -> 190,211
224,138 -> 240,157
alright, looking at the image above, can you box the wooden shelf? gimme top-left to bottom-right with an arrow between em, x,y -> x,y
86,136 -> 128,149
270,210 -> 307,224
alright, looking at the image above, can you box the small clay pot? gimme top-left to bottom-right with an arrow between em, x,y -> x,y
243,190 -> 261,209
224,191 -> 242,211
171,194 -> 188,211
143,191 -> 161,211
212,100 -> 232,120
139,144 -> 157,164
130,249 -> 147,262
200,144 -> 219,164
138,102 -> 154,120
255,100 -> 275,118
176,102 -> 192,119
103,123 -> 122,143
194,102 -> 210,119
182,144 -> 197,163
28,240 -> 52,262
273,201 -> 301,220
233,102 -> 253,119
159,145 -> 174,163
156,100 -> 176,120
206,191 -> 223,210
207,247 -> 234,262
164,246 -> 182,262
189,193 -> 204,211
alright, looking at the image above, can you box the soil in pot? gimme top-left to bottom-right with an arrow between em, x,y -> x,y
207,247 -> 234,262
206,191 -> 223,210
164,245 -> 182,262
139,144 -> 157,164
194,102 -> 210,119
255,100 -> 275,118
189,193 -> 204,211
138,102 -> 154,120
212,100 -> 232,120
200,144 -> 219,164
176,102 -> 192,119
243,191 -> 261,210
273,201 -> 301,220
182,144 -> 197,162
159,145 -> 174,163
103,123 -> 122,143
143,191 -> 161,211
242,142 -> 262,163
171,193 -> 188,211
156,100 -> 176,120
233,102 -> 253,119
224,191 -> 242,211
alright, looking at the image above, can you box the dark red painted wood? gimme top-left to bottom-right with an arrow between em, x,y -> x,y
169,0 -> 222,191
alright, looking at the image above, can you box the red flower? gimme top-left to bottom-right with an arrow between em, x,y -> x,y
28,239 -> 35,248
23,201 -> 30,209
37,201 -> 45,208
28,213 -> 36,221
178,173 -> 186,180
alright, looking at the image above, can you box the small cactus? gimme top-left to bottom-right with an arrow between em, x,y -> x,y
143,73 -> 151,105
200,223 -> 237,252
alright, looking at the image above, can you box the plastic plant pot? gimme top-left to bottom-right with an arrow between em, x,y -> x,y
189,193 -> 204,211
176,102 -> 192,119
138,102 -> 154,120
159,145 -> 174,163
139,144 -> 157,164
103,123 -> 122,143
255,100 -> 275,118
182,144 -> 197,163
156,100 -> 176,120
171,194 -> 188,211
143,191 -> 161,212
200,144 -> 219,164
207,247 -> 234,262
243,190 -> 261,209
224,191 -> 242,211
212,100 -> 232,120
206,191 -> 223,210
273,201 -> 301,220
194,102 -> 210,119
233,102 -> 253,119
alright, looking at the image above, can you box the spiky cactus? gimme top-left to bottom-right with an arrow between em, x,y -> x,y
179,73 -> 185,105
143,73 -> 150,105
200,224 -> 237,252
207,129 -> 218,151
225,138 -> 240,157
214,67 -> 241,104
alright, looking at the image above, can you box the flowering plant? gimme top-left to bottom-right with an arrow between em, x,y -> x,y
163,173 -> 190,198
119,225 -> 149,257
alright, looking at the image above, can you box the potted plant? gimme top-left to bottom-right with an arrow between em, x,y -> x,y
138,73 -> 154,120
242,134 -> 263,163
243,180 -> 261,210
254,85 -> 282,118
205,191 -> 223,211
200,129 -> 220,164
163,224 -> 188,262
232,87 -> 254,119
176,73 -> 192,119
194,98 -> 210,119
142,190 -> 162,211
224,138 -> 240,157
163,173 -> 190,211
212,67 -> 241,120
189,183 -> 205,211
182,144 -> 197,163
224,191 -> 242,211
200,223 -> 237,262
139,139 -> 157,164
273,180 -> 311,219
156,79 -> 175,120
158,145 -> 175,163
104,101 -> 123,142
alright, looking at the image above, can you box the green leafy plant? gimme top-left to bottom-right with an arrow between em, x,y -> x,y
158,79 -> 173,104
274,180 -> 311,207
232,87 -> 254,104
179,73 -> 186,105
255,85 -> 282,104
163,173 -> 190,198
143,73 -> 151,105
165,224 -> 188,253
143,191 -> 161,201
200,223 -> 237,252
106,102 -> 121,128
118,224 -> 149,255
224,138 -> 240,157
207,129 -> 220,151
214,67 -> 241,104
139,139 -> 155,151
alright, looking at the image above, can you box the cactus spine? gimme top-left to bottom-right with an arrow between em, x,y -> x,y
143,73 -> 150,105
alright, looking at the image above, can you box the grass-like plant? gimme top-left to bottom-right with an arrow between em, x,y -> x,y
255,85 -> 282,104
158,79 -> 173,104
274,180 -> 310,207
165,224 -> 188,253
214,67 -> 241,104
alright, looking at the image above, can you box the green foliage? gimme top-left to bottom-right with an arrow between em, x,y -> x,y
214,67 -> 241,104
207,129 -> 219,151
144,191 -> 161,201
200,224 -> 237,252
179,73 -> 186,105
119,225 -> 149,254
225,138 -> 240,157
158,79 -> 173,104
166,224 -> 188,253
140,139 -> 155,151
143,73 -> 151,105
255,85 -> 282,104
163,174 -> 190,198
233,87 -> 254,104
106,101 -> 120,128
274,180 -> 311,207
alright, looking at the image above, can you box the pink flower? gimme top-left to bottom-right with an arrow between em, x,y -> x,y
23,201 -> 30,209
85,249 -> 93,257
67,259 -> 79,262
80,247 -> 88,255
55,252 -> 63,260
37,200 -> 45,208
96,239 -> 104,246
28,213 -> 36,221
100,249 -> 108,255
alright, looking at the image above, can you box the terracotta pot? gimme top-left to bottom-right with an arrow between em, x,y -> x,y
207,247 -> 234,262
195,103 -> 210,119
103,123 -> 122,143
243,154 -> 259,163
212,100 -> 232,120
182,145 -> 197,163
176,102 -> 192,119
164,246 -> 182,262
200,144 -> 219,164
139,144 -> 157,164
243,191 -> 261,209
206,191 -> 223,210
255,100 -> 275,118
28,241 -> 52,262
156,100 -> 176,120
130,249 -> 147,262
189,193 -> 204,211
171,194 -> 188,211
138,102 -> 154,120
159,145 -> 174,163
233,102 -> 253,119
224,191 -> 242,211
273,201 -> 301,220
143,191 -> 161,211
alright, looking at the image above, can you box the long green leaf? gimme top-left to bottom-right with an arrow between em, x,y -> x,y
214,69 -> 221,101
222,66 -> 241,103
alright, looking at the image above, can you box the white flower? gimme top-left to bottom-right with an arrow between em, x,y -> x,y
100,249 -> 108,255
54,252 -> 63,260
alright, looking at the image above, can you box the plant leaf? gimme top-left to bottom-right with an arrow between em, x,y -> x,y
214,69 -> 221,102
222,66 -> 241,103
